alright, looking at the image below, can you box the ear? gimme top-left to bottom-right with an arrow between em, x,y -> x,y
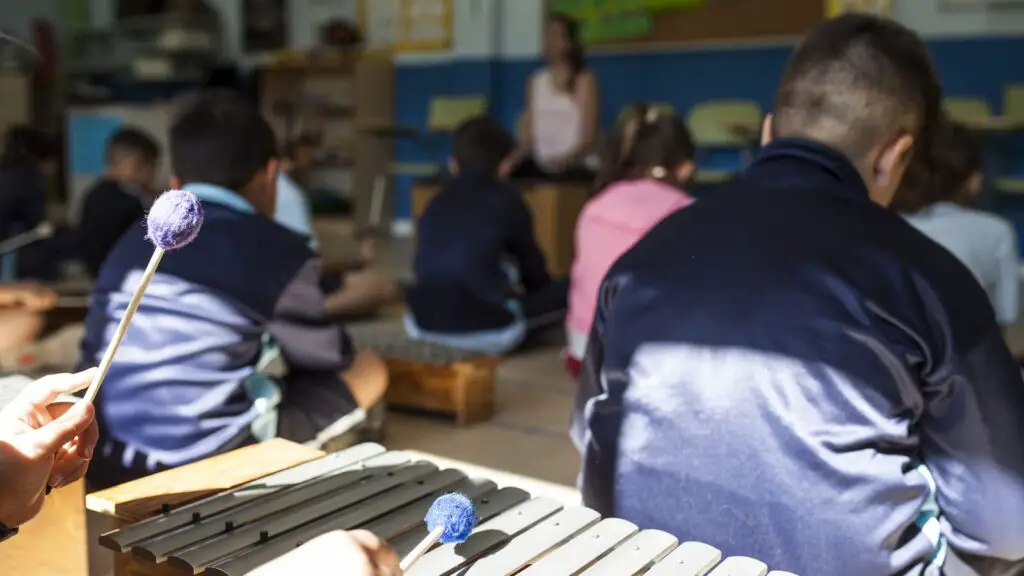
760,113 -> 774,147
447,157 -> 459,175
875,134 -> 915,188
966,171 -> 984,197
675,161 -> 696,184
265,158 -> 280,185
169,176 -> 183,190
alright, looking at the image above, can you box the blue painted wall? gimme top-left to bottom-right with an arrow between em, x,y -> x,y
391,35 -> 1024,221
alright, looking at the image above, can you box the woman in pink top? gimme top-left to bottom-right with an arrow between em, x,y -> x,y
565,104 -> 697,376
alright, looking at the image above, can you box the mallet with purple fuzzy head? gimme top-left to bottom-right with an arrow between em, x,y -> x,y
82,189 -> 203,404
400,492 -> 478,571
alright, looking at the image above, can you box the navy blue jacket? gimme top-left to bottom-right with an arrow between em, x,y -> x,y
406,173 -> 551,332
80,184 -> 356,467
572,139 -> 1024,575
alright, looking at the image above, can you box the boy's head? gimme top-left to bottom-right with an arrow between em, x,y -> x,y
449,116 -> 514,177
168,88 -> 279,217
106,127 -> 160,192
764,13 -> 942,208
891,120 -> 984,213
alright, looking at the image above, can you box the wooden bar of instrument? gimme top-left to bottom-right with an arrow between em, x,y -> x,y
97,443 -> 798,576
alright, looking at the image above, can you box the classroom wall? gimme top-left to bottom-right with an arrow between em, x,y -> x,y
387,0 -> 1024,227
88,0 -> 360,59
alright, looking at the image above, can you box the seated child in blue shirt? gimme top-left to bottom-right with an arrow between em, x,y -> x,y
405,116 -> 568,354
81,89 -> 385,490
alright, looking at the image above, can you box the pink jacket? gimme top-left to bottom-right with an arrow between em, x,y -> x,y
566,179 -> 694,356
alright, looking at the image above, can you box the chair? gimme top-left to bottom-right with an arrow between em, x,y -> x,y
388,95 -> 489,177
365,96 -> 488,231
426,96 -> 488,132
1005,84 -> 1024,120
686,100 -> 763,184
943,97 -> 993,123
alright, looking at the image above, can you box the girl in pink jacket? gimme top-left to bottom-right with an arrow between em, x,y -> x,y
565,104 -> 697,376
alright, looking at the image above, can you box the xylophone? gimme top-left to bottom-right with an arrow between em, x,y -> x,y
347,322 -> 500,425
99,442 -> 797,576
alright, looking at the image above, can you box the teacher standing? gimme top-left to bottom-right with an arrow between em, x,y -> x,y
502,13 -> 600,181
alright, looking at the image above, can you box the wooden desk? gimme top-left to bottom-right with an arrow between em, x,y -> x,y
87,439 -> 324,576
0,481 -> 88,576
411,180 -> 591,277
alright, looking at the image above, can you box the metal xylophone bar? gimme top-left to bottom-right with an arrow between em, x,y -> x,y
102,443 -> 799,576
131,451 -> 411,563
206,478 -> 528,575
98,442 -> 386,553
164,461 -> 439,573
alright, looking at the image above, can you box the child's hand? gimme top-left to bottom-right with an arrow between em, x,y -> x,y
248,530 -> 401,575
0,283 -> 57,312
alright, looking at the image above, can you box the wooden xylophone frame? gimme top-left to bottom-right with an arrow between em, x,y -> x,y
347,322 -> 500,425
99,442 -> 798,576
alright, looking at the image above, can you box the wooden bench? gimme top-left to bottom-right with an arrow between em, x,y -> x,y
411,179 -> 591,277
348,321 -> 499,425
87,439 -> 324,576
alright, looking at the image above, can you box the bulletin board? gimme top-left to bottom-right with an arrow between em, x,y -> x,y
359,0 -> 453,53
546,0 -> 824,47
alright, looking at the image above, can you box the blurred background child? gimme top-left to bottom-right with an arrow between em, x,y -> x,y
895,121 -> 1020,331
77,127 -> 161,277
406,115 -> 567,354
565,104 -> 696,376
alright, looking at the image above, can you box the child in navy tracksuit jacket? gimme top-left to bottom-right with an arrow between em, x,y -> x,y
573,14 -> 1024,576
405,116 -> 567,354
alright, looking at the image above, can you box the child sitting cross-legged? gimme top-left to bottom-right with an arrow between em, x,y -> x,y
404,116 -> 568,355
81,89 -> 386,490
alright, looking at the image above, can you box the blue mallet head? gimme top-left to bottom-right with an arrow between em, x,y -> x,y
425,492 -> 477,544
146,189 -> 203,250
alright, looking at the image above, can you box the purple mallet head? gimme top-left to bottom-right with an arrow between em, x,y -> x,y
424,492 -> 477,544
146,189 -> 203,250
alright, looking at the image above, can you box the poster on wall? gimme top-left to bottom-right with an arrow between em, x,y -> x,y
359,0 -> 452,52
243,0 -> 288,52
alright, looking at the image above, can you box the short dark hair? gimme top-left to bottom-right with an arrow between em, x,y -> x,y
596,103 -> 696,191
106,127 -> 160,165
891,120 -> 983,213
452,116 -> 514,176
169,88 -> 278,191
773,13 -> 942,160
